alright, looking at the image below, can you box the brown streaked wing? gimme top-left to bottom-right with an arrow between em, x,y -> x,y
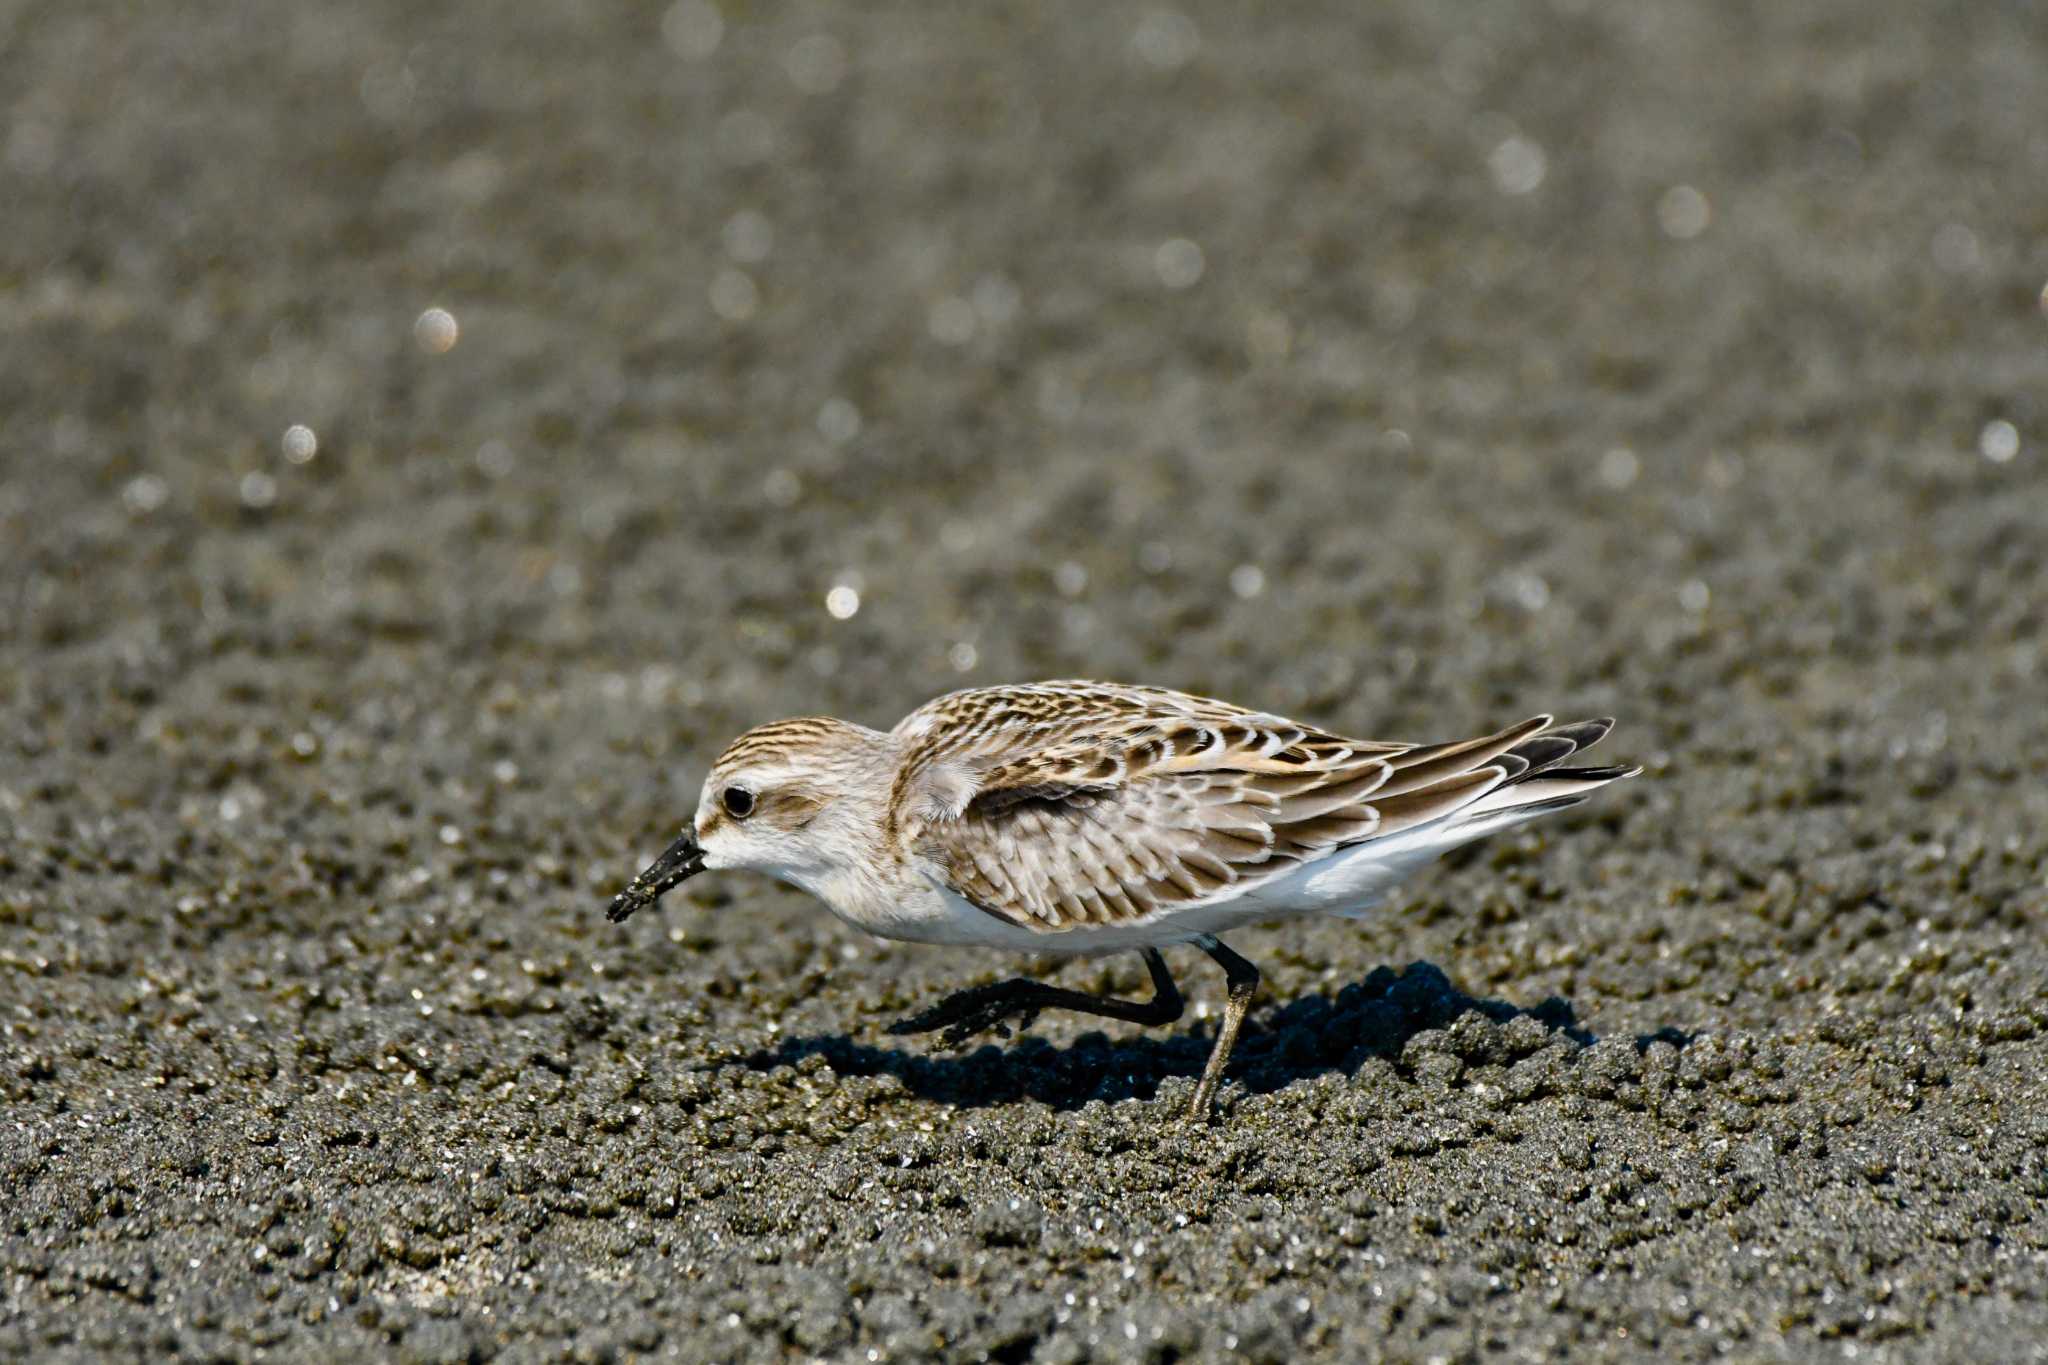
930,771 -> 1295,931
902,685 -> 1541,933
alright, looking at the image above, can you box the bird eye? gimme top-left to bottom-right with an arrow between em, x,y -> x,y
721,785 -> 755,819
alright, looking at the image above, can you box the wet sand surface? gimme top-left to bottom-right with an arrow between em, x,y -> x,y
5,1 -> 2048,1360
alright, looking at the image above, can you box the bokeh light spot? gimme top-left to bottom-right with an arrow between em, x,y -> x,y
1131,10 -> 1200,70
1246,313 -> 1292,362
414,307 -> 459,354
1979,419 -> 2019,464
710,268 -> 760,321
476,439 -> 514,478
1598,447 -> 1640,489
1502,571 -> 1549,612
817,397 -> 862,445
239,471 -> 278,509
1657,185 -> 1710,239
122,475 -> 167,514
661,0 -> 724,59
1488,137 -> 1546,195
722,209 -> 773,263
1154,238 -> 1205,289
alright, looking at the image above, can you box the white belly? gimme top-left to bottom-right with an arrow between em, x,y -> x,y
814,838 -> 1455,956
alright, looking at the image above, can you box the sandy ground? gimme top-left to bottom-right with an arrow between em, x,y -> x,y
5,0 -> 2048,1360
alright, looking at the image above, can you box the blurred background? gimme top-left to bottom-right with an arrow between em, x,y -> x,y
5,1 -> 2048,1361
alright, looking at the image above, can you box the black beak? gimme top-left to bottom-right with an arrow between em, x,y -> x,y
605,830 -> 706,923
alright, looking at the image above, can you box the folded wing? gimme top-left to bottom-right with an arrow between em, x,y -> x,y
896,683 -> 1593,934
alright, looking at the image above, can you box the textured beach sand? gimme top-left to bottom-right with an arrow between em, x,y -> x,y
4,1 -> 2048,1360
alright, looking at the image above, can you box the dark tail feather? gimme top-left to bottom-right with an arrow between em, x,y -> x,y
1528,764 -> 1637,784
1501,718 -> 1615,785
1446,717 -> 1638,826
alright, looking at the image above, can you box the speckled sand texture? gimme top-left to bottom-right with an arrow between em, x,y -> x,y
4,1 -> 2048,1361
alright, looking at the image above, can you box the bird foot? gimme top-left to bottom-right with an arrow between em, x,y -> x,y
886,982 -> 1044,1049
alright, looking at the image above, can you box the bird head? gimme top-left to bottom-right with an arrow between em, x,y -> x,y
604,716 -> 898,921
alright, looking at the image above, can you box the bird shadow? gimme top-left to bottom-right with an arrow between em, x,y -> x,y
734,961 -> 1692,1112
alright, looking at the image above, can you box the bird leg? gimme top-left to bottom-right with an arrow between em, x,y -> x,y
1186,935 -> 1261,1121
888,948 -> 1184,1049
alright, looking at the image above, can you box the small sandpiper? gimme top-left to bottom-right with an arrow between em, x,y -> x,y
606,680 -> 1636,1119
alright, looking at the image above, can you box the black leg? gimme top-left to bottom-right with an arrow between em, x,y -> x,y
887,948 -> 1184,1049
1187,935 -> 1260,1121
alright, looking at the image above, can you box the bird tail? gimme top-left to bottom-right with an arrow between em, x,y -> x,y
1305,716 -> 1638,918
1445,717 -> 1639,834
